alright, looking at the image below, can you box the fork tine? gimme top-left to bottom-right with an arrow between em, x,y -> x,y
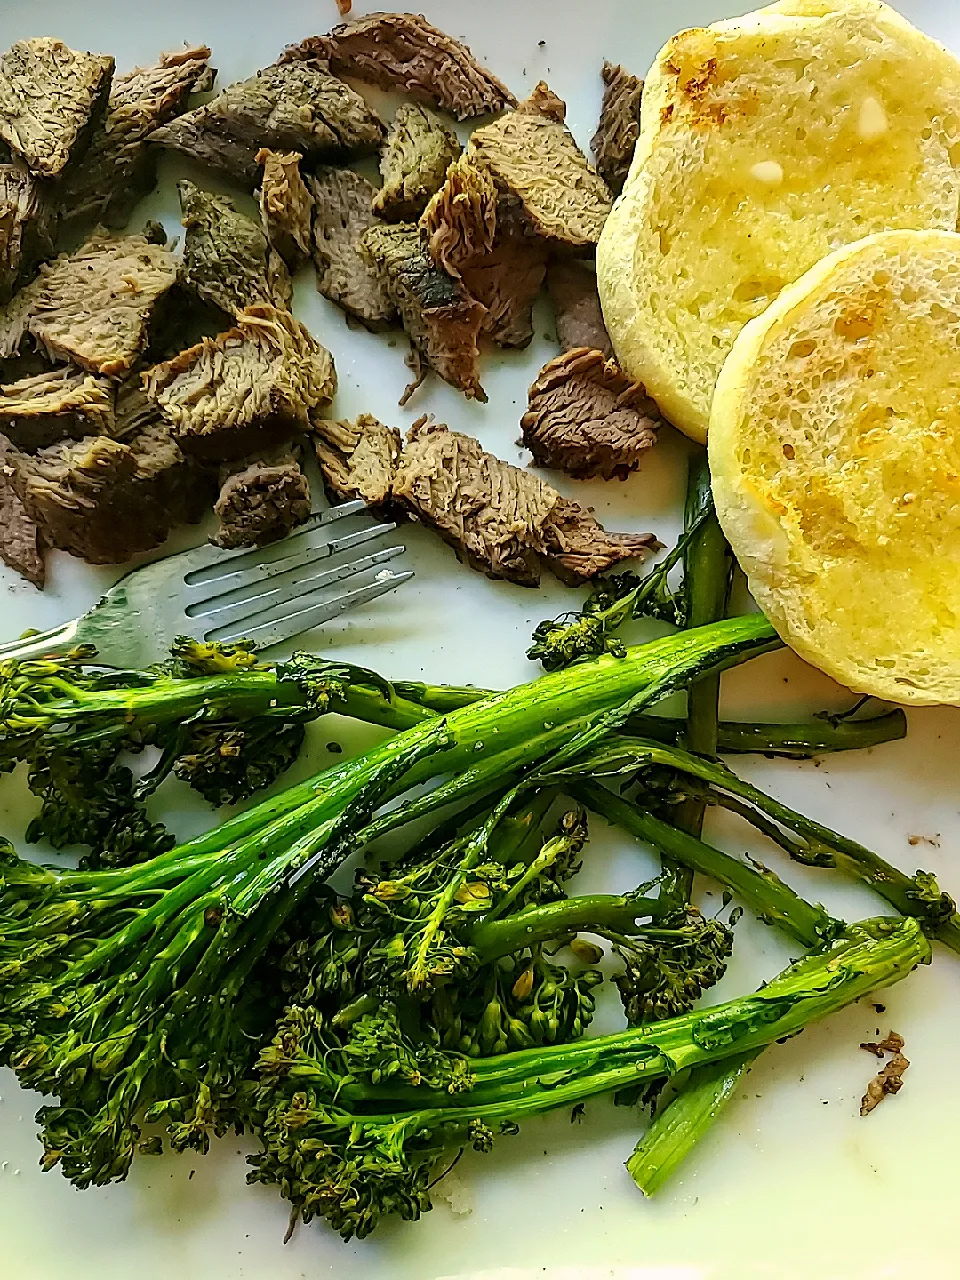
207,570 -> 414,648
189,545 -> 407,630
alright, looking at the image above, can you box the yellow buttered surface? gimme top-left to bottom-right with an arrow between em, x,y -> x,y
597,0 -> 960,442
709,228 -> 960,704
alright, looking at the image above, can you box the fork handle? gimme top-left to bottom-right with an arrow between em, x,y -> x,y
0,619 -> 82,662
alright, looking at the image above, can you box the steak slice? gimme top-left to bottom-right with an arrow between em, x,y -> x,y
280,13 -> 515,120
521,347 -> 661,480
0,367 -> 116,450
422,155 -> 546,349
256,149 -> 313,271
179,180 -> 292,318
149,62 -> 385,187
213,454 -> 312,549
361,223 -> 486,401
0,435 -> 44,587
392,418 -> 658,585
59,45 -> 214,231
0,39 -> 114,178
312,414 -> 402,509
144,303 -> 337,461
546,259 -> 613,357
591,61 -> 643,195
0,164 -> 57,304
469,82 -> 613,251
373,104 -> 461,223
0,231 -> 179,375
308,167 -> 395,328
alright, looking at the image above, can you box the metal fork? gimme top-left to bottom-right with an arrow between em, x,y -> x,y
0,501 -> 413,667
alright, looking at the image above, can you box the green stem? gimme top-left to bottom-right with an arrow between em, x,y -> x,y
469,893 -> 663,963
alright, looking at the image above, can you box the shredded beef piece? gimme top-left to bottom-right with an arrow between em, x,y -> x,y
521,348 -> 661,480
0,435 -> 44,586
0,231 -> 178,375
60,45 -> 214,231
213,454 -> 312,549
547,259 -> 613,356
179,180 -> 291,318
0,164 -> 57,304
312,414 -> 402,509
256,149 -> 314,271
861,1053 -> 910,1116
361,223 -> 486,401
0,39 -> 114,179
591,61 -> 643,194
0,367 -> 116,450
280,13 -> 515,120
392,417 -> 657,585
422,156 -> 546,349
469,82 -> 613,251
374,104 -> 461,223
860,1030 -> 906,1058
144,303 -> 337,461
308,168 -> 396,328
149,62 -> 385,187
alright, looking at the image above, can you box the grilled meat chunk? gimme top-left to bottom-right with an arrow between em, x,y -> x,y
308,167 -> 395,327
591,61 -> 643,194
280,13 -> 515,120
312,414 -> 402,509
546,259 -> 613,356
0,435 -> 44,586
374,104 -> 461,222
213,454 -> 311,549
256,149 -> 313,271
0,367 -> 115,450
0,164 -> 57,303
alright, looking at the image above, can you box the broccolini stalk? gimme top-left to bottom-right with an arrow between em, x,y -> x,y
246,916 -> 929,1239
0,615 -> 776,1189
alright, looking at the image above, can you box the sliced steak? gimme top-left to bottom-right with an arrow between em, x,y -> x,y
308,167 -> 395,328
521,347 -> 661,480
469,82 -> 613,251
60,45 -> 214,231
144,303 -> 337,461
0,39 -> 114,179
149,62 -> 385,187
374,103 -> 461,223
0,367 -> 116,450
213,454 -> 311,549
591,61 -> 643,195
280,13 -> 515,120
179,180 -> 291,318
392,417 -> 657,585
256,149 -> 313,271
312,414 -> 401,509
0,435 -> 44,586
0,230 -> 179,375
546,259 -> 613,357
361,223 -> 486,401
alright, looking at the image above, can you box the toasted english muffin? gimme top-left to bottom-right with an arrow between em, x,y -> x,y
597,0 -> 960,443
709,228 -> 960,705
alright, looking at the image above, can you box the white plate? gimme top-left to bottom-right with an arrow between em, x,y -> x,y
1,2 -> 959,1278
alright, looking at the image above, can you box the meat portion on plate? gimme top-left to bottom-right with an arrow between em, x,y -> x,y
148,61 -> 385,187
280,12 -> 516,120
256,149 -> 314,271
361,222 -> 486,401
0,38 -> 115,178
521,347 -> 661,480
308,167 -> 396,327
0,366 -> 116,450
0,164 -> 57,304
546,259 -> 613,357
0,230 -> 179,375
0,435 -> 44,587
591,61 -> 643,194
179,180 -> 292,318
312,414 -> 402,509
373,104 -> 462,223
60,44 -> 214,231
213,453 -> 312,549
144,303 -> 337,461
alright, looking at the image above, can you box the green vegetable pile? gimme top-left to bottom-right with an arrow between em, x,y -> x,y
0,459 -> 949,1242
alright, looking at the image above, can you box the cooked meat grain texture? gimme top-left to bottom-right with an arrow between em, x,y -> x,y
179,180 -> 292,318
213,455 -> 312,548
144,303 -> 337,461
521,347 -> 661,480
469,83 -> 614,251
312,414 -> 402,509
361,223 -> 486,401
0,435 -> 44,586
0,231 -> 179,375
0,38 -> 114,178
308,168 -> 396,327
257,149 -> 314,271
149,62 -> 385,187
0,367 -> 116,450
546,260 -> 613,357
0,164 -> 57,304
60,45 -> 214,230
281,13 -> 515,120
374,104 -> 462,223
591,61 -> 643,194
